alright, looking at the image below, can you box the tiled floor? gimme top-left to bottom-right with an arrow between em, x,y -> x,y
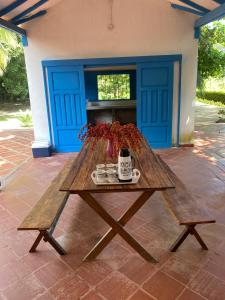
0,103 -> 225,299
194,102 -> 225,168
0,129 -> 33,180
0,146 -> 225,300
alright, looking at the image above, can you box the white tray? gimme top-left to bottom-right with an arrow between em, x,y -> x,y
91,169 -> 141,185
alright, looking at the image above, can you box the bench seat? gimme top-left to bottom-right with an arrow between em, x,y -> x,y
18,157 -> 77,255
157,155 -> 216,252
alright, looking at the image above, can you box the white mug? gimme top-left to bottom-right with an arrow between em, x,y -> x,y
106,169 -> 117,183
96,169 -> 106,183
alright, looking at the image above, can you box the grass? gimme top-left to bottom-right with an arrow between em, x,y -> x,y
196,97 -> 225,108
0,101 -> 33,128
17,110 -> 32,127
0,116 -> 9,121
0,101 -> 30,114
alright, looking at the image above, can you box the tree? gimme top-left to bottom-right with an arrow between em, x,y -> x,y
198,20 -> 225,90
0,27 -> 29,102
1,48 -> 29,101
0,28 -> 18,75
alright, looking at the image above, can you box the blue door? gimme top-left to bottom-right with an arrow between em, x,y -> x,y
47,66 -> 87,152
137,62 -> 173,148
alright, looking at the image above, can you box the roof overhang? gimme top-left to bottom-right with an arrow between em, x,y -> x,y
0,0 -> 224,45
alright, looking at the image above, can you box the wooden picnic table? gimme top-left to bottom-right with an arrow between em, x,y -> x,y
60,138 -> 175,263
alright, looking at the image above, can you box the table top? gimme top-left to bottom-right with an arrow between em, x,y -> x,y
60,139 -> 175,193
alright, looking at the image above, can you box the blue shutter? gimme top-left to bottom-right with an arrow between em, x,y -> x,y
47,66 -> 87,152
137,62 -> 173,148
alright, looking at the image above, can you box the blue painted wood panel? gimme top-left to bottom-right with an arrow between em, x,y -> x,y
47,66 -> 87,152
137,62 -> 173,148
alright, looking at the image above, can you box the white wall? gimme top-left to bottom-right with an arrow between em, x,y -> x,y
23,0 -> 198,147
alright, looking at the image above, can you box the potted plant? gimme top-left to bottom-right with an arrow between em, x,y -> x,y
78,121 -> 143,158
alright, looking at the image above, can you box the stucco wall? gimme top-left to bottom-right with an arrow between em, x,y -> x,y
23,0 -> 198,147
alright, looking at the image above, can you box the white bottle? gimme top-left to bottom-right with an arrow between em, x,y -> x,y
118,148 -> 132,182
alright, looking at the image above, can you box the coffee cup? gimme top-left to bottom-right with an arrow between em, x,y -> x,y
106,169 -> 117,183
106,163 -> 114,170
96,169 -> 106,183
96,164 -> 105,170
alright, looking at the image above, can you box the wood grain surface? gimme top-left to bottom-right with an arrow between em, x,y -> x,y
60,139 -> 175,193
18,158 -> 75,230
157,155 -> 215,225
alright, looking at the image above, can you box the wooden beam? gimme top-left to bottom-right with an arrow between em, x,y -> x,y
0,17 -> 26,36
171,3 -> 205,16
14,10 -> 47,25
11,0 -> 48,22
178,0 -> 210,13
0,0 -> 28,17
195,2 -> 225,28
213,0 -> 225,4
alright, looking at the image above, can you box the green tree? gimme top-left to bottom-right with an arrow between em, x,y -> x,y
1,48 -> 29,101
198,20 -> 225,91
0,28 -> 29,102
0,28 -> 18,75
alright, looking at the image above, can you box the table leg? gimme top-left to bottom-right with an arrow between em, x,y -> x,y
84,191 -> 154,260
79,191 -> 157,263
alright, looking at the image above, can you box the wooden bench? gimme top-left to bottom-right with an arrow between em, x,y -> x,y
17,158 -> 77,255
157,155 -> 216,252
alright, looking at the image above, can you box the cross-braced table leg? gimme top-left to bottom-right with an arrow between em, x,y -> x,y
170,224 -> 208,252
79,191 -> 157,263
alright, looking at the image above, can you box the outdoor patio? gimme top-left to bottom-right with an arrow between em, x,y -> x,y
0,0 -> 225,298
0,129 -> 33,179
0,143 -> 225,300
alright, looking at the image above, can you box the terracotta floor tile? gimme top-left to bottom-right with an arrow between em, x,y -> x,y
75,261 -> 113,286
34,259 -> 72,288
119,255 -> 156,284
0,129 -> 33,178
204,259 -> 225,282
143,271 -> 184,300
50,272 -> 89,300
81,290 -> 104,300
129,290 -> 155,300
96,271 -> 137,300
0,264 -> 18,291
1,229 -> 35,257
173,248 -> 210,267
178,289 -> 205,300
2,274 -> 45,300
189,270 -> 225,300
1,126 -> 225,299
34,291 -> 55,300
162,257 -> 199,284
22,250 -> 58,271
133,223 -> 175,249
0,258 -> 31,290
0,245 -> 18,267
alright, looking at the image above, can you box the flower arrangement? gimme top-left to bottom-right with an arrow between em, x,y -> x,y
78,121 -> 143,158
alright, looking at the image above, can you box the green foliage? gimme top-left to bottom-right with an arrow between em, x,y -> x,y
198,21 -> 225,90
196,97 -> 225,108
97,74 -> 130,100
0,28 -> 18,75
17,110 -> 32,127
196,90 -> 225,105
0,29 -> 29,102
205,77 -> 225,91
218,109 -> 225,116
0,49 -> 29,101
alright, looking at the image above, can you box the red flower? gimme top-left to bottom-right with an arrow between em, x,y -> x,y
78,121 -> 143,157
